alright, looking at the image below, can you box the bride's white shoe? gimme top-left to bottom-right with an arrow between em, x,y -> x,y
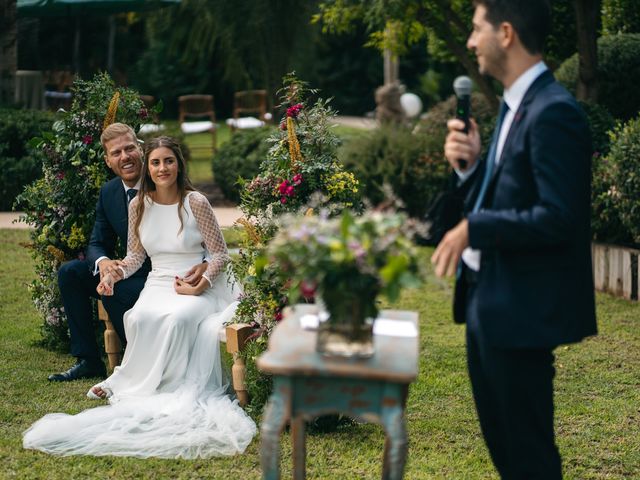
87,383 -> 113,400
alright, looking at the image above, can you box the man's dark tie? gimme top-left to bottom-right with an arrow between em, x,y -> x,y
472,100 -> 509,213
127,188 -> 138,203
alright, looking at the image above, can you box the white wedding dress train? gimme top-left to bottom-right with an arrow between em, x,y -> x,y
23,192 -> 256,458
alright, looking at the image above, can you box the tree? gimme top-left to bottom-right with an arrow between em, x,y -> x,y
315,0 -> 604,108
0,0 -> 17,105
147,0 -> 317,102
573,0 -> 600,102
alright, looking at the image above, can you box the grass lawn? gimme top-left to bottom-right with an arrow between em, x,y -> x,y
1,228 -> 639,479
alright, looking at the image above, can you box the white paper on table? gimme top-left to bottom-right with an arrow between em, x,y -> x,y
373,318 -> 418,337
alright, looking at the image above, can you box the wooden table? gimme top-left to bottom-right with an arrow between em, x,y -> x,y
257,304 -> 419,480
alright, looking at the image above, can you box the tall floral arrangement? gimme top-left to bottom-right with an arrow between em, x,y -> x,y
231,74 -> 361,414
16,73 -> 154,350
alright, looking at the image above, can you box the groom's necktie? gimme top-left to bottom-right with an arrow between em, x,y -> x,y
127,188 -> 138,204
471,100 -> 509,213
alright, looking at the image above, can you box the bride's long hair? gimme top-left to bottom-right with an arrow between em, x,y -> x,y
134,136 -> 195,238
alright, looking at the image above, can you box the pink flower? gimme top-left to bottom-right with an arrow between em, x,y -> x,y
139,108 -> 148,120
286,185 -> 295,196
280,197 -> 287,204
286,103 -> 303,118
280,120 -> 287,130
274,311 -> 283,322
81,135 -> 93,145
293,173 -> 303,185
278,180 -> 289,194
300,280 -> 316,298
56,171 -> 65,180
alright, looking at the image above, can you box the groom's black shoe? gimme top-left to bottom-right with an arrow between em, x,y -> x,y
48,359 -> 106,382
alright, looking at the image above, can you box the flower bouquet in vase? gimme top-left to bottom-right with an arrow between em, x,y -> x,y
265,208 -> 424,357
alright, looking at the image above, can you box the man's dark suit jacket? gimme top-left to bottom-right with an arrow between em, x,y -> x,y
453,70 -> 597,349
86,177 -> 151,278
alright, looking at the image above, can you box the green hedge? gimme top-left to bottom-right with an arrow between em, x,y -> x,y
340,93 -> 496,219
0,108 -> 54,211
556,33 -> 640,120
211,127 -> 274,203
604,116 -> 640,246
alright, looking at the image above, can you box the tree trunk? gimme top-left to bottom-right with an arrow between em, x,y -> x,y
0,0 -> 18,106
573,0 -> 599,102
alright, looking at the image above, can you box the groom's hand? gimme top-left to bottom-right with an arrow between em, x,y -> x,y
98,259 -> 124,282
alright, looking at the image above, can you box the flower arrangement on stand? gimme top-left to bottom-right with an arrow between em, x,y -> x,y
265,208 -> 424,357
16,72 -> 157,350
231,74 -> 361,414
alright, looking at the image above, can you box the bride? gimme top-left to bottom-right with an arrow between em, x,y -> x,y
23,136 -> 256,458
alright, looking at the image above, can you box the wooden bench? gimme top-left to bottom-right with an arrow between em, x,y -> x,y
97,300 -> 253,406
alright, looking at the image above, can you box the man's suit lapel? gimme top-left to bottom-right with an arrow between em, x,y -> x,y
488,71 -> 555,185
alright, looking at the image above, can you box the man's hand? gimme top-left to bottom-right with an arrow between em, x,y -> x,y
182,262 -> 208,286
98,259 -> 124,282
445,118 -> 482,171
97,273 -> 114,296
174,276 -> 208,296
431,219 -> 470,277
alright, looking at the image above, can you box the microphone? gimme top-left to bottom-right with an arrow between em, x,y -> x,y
453,76 -> 472,169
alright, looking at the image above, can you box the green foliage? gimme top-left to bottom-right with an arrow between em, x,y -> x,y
556,33 -> 640,120
0,108 -> 54,210
231,75 -> 362,414
14,72 -> 147,350
341,93 -> 495,219
602,116 -> 640,246
602,0 -> 640,35
580,101 -> 628,244
211,127 -> 274,204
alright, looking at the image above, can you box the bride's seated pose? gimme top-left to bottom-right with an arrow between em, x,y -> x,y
23,136 -> 256,458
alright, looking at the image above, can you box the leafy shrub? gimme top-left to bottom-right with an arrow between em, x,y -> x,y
15,73 -> 148,350
580,101 -> 616,158
341,93 -> 496,219
556,34 -> 640,120
602,0 -> 640,35
0,108 -> 54,210
211,127 -> 274,203
580,101 -> 627,244
604,116 -> 640,246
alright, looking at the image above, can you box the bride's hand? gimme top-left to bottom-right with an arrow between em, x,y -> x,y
174,276 -> 208,296
97,273 -> 115,296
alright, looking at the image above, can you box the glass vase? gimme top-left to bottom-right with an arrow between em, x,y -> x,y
315,276 -> 378,358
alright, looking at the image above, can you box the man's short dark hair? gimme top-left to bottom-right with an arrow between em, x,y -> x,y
473,0 -> 551,55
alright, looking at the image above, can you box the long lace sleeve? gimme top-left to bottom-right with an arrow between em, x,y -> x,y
117,197 -> 148,279
189,192 -> 230,286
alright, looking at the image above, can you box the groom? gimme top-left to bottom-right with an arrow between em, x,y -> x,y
50,123 -> 207,381
432,1 -> 597,478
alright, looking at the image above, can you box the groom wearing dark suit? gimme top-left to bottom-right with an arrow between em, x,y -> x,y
432,1 -> 597,478
49,123 -> 207,381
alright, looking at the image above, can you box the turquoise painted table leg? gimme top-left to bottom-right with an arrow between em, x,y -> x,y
261,378 -> 291,480
381,385 -> 408,480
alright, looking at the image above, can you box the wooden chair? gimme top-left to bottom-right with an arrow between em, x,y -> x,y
228,89 -> 270,132
178,94 -> 217,154
97,300 -> 253,406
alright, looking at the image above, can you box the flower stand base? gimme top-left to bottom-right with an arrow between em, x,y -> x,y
316,322 -> 374,358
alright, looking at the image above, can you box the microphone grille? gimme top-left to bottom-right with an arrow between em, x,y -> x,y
453,76 -> 472,96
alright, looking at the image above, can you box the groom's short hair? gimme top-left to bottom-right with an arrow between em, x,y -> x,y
101,123 -> 138,150
473,0 -> 551,55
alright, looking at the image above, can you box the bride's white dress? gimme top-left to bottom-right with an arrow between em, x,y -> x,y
23,191 -> 256,458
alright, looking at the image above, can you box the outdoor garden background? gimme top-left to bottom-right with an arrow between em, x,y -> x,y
0,0 -> 639,478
